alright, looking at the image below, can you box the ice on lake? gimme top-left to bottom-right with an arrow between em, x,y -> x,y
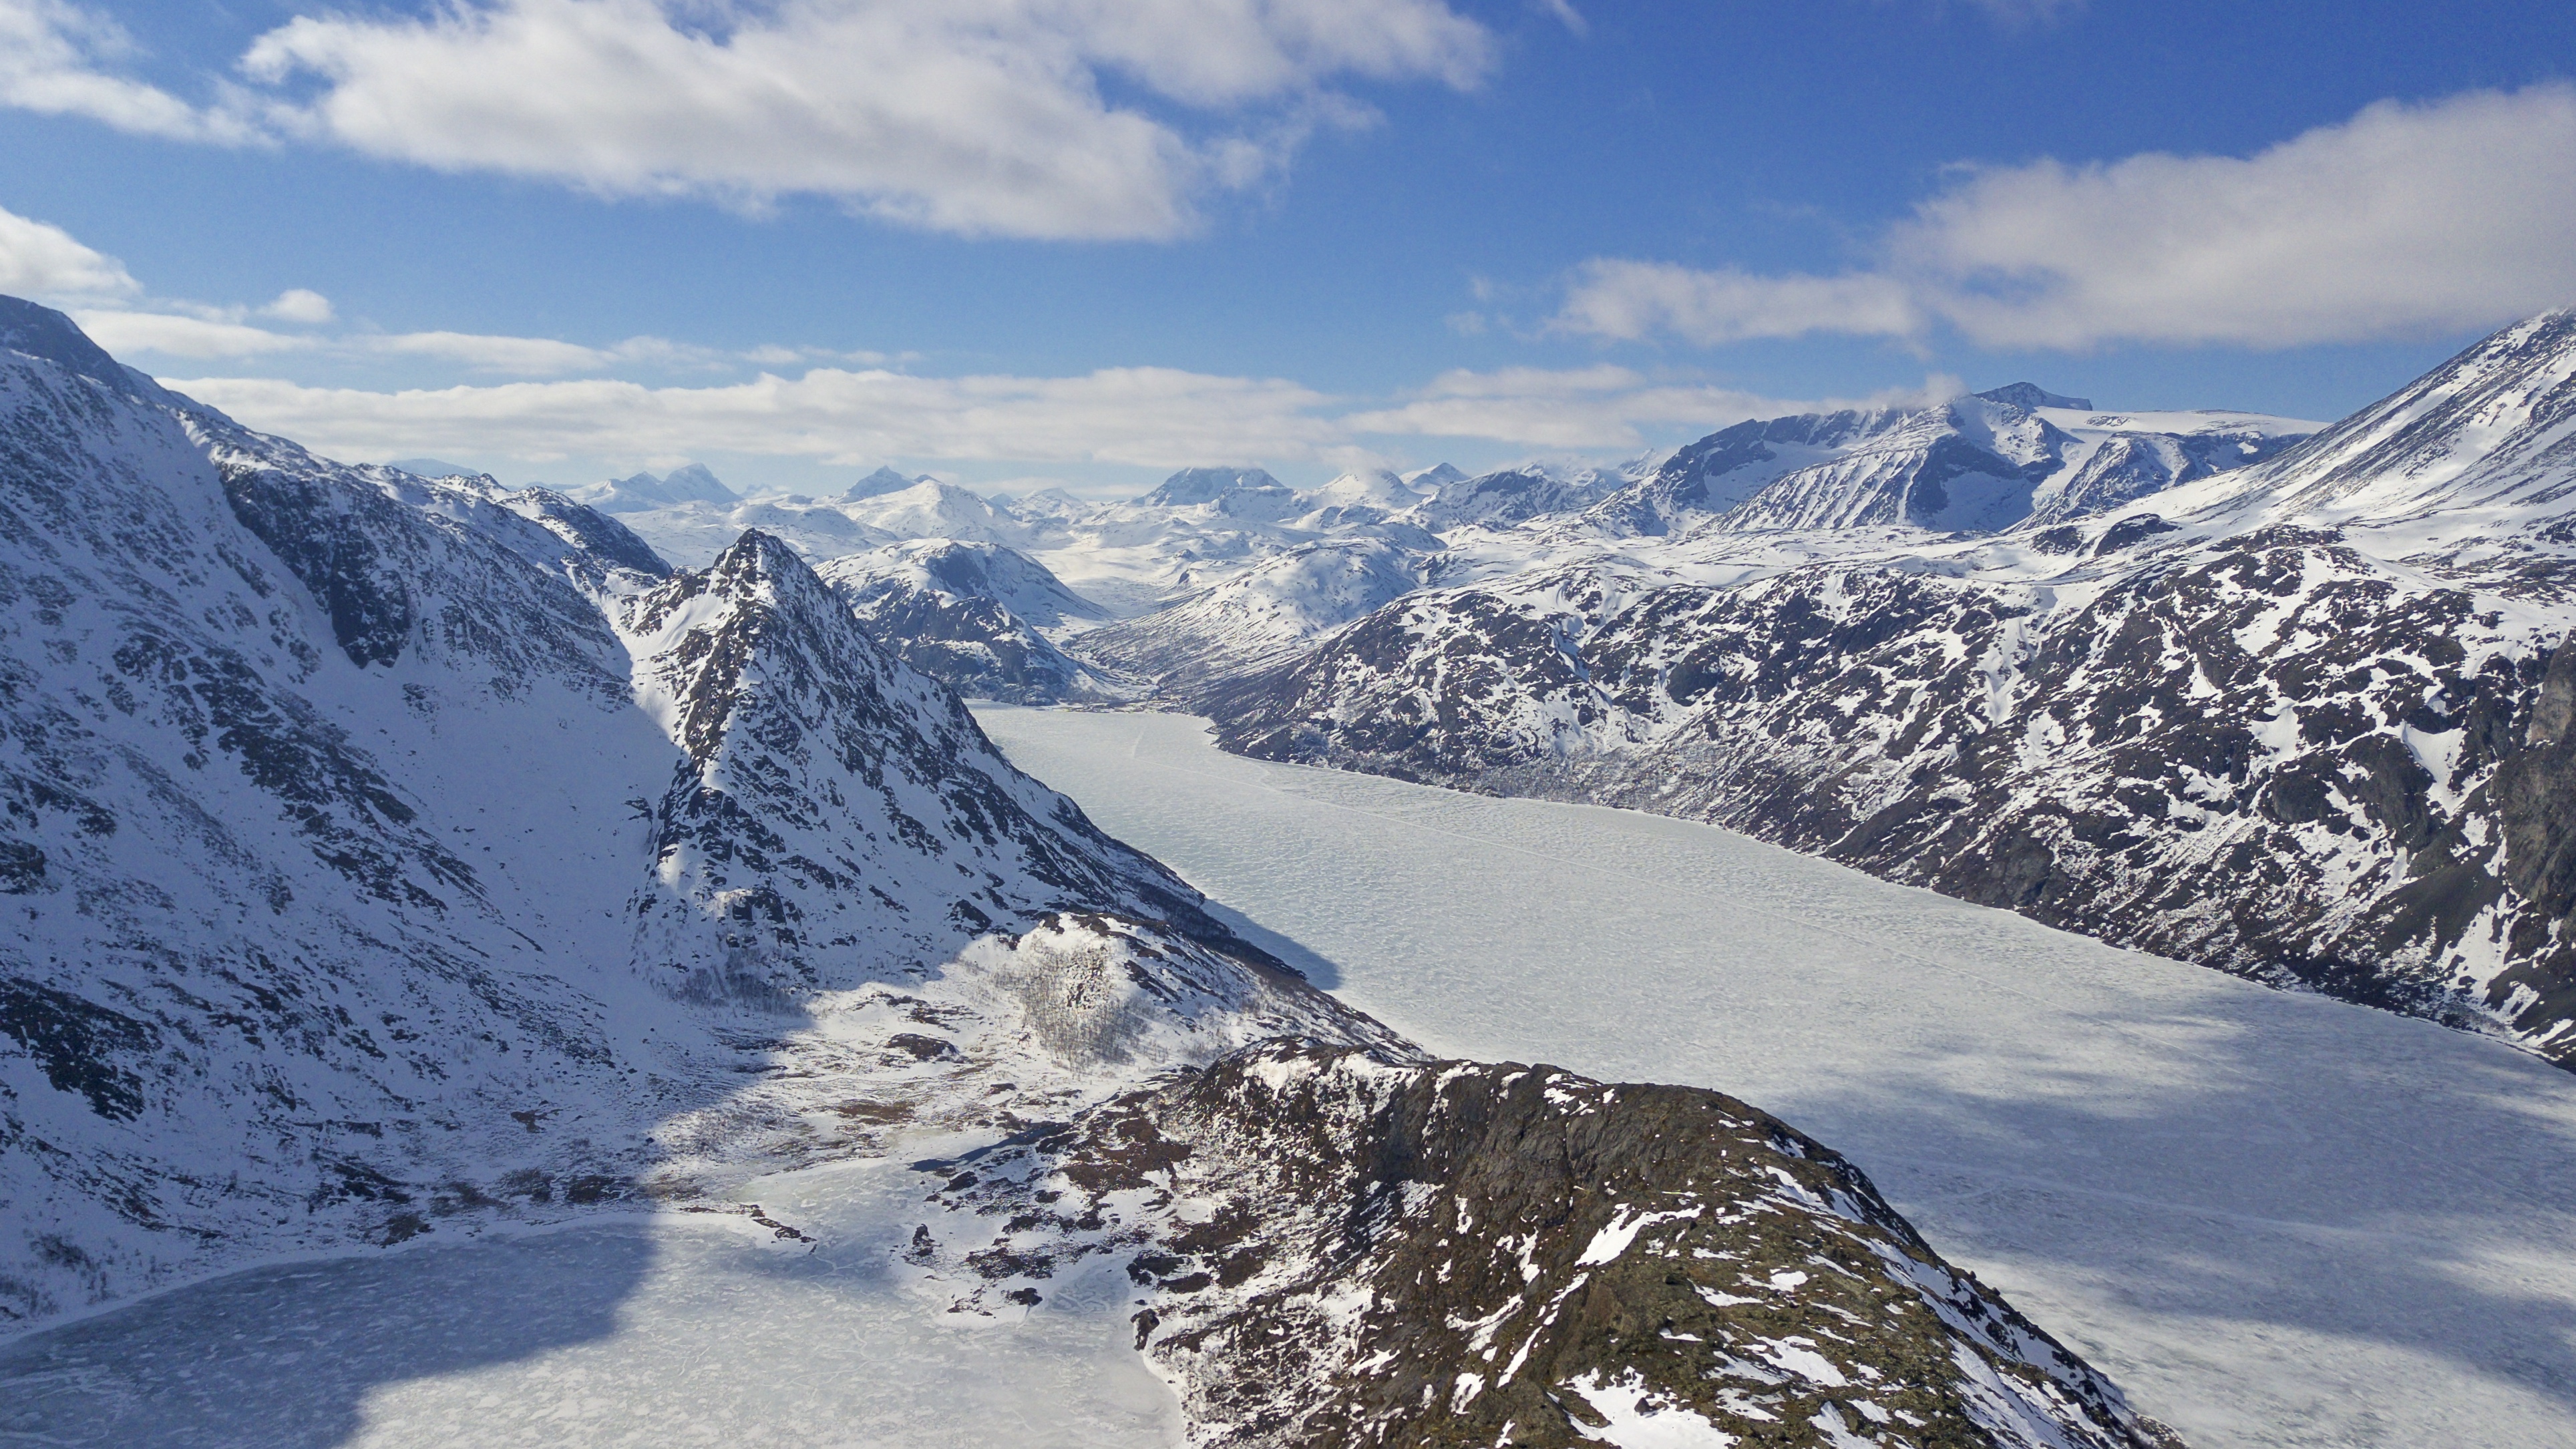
974,706 -> 2576,1449
9,704 -> 2575,1448
0,1154 -> 1177,1448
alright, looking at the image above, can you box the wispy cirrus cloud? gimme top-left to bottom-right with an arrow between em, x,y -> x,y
4,0 -> 1495,241
1556,85 -> 2576,352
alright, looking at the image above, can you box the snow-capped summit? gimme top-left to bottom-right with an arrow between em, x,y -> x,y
1139,464 -> 1282,507
1403,461 -> 1468,491
836,477 -> 1031,545
840,464 -> 934,502
1306,467 -> 1425,511
578,461 -> 739,511
1584,389 -> 2312,538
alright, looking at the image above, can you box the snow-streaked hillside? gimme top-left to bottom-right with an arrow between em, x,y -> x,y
817,539 -> 1137,703
1198,313 -> 2576,1068
0,299 -> 1380,1327
1578,387 -> 2314,539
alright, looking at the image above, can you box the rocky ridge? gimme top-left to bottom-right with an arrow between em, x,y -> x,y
909,1042 -> 2181,1449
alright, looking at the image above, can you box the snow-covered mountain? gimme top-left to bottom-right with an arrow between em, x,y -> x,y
2,298 -> 2183,1447
817,540 -> 1135,703
1416,464 -> 1623,532
841,465 -> 936,503
1074,536 -> 1447,693
1201,314 -> 2576,1068
1582,387 -> 2313,538
0,298 -> 1374,1324
573,461 -> 739,512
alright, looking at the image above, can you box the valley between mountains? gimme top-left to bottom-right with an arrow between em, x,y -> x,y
6,294 -> 2576,1447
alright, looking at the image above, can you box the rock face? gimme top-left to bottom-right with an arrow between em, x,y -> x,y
915,1042 -> 2181,1449
817,540 -> 1133,704
1203,314 -> 2576,1068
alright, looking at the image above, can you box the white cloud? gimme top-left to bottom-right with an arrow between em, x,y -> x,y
146,358 -> 1895,469
71,309 -> 315,358
0,200 -> 137,298
0,0 -> 258,143
210,0 -> 1490,241
1553,262 -> 1921,347
167,365 -> 1348,468
260,288 -> 334,323
1556,85 -> 2576,351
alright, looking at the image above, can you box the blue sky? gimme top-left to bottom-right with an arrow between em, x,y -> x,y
3,0 -> 2572,497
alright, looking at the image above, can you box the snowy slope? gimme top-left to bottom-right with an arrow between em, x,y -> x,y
1073,536 -> 1446,694
815,539 -> 1137,703
1580,388 -> 2313,539
0,299 -> 1375,1326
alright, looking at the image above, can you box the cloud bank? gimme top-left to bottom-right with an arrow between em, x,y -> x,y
1559,85 -> 2576,351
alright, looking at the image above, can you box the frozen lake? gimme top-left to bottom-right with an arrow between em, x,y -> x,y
975,706 -> 2576,1449
9,704 -> 2574,1447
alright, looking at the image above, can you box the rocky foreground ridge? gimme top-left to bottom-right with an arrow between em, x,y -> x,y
0,297 -> 2169,1446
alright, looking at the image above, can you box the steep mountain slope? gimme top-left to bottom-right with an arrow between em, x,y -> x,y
0,300 -> 1371,1325
816,540 -> 1135,703
1207,315 -> 2576,1068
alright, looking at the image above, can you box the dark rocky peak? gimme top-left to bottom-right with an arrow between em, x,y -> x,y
0,294 -> 128,389
1977,381 -> 2095,412
1142,465 -> 1282,507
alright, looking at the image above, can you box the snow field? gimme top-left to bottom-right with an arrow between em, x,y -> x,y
0,1153 -> 1181,1448
973,706 -> 2576,1449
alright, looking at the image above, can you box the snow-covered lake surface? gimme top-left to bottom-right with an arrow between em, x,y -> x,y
10,704 -> 2575,1448
974,707 -> 2576,1449
0,1151 -> 1177,1448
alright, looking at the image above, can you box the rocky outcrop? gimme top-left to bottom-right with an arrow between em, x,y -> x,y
914,1042 -> 2183,1449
